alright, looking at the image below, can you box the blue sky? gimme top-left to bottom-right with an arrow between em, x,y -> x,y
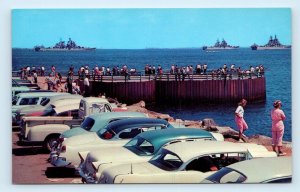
12,8 -> 291,49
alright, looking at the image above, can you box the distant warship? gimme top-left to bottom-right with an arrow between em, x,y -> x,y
202,39 -> 239,50
251,35 -> 291,50
34,38 -> 96,51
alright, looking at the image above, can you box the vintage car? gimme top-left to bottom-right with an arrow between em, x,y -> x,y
79,128 -> 225,183
12,93 -> 75,125
50,118 -> 174,167
201,156 -> 292,183
95,140 -> 277,184
12,92 -> 68,124
18,98 -> 83,150
51,112 -> 149,151
12,92 -> 67,112
12,86 -> 30,97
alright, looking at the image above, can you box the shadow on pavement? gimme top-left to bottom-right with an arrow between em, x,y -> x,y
45,167 -> 79,178
12,147 -> 48,156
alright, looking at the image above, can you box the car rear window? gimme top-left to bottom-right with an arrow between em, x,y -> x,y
80,117 -> 95,131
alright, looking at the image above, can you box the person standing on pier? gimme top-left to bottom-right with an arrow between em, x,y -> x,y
66,71 -> 74,94
235,99 -> 248,141
83,75 -> 90,97
271,100 -> 286,156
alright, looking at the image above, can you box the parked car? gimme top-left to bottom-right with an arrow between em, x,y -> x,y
13,94 -> 80,124
12,86 -> 30,97
12,92 -> 68,123
18,97 -> 115,151
201,156 -> 291,183
79,128 -> 225,183
12,92 -> 67,112
51,112 -> 149,151
50,118 -> 174,167
96,140 -> 277,184
18,98 -> 83,151
12,85 -> 54,97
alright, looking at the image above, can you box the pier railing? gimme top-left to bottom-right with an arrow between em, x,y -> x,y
83,72 -> 264,82
12,70 -> 264,82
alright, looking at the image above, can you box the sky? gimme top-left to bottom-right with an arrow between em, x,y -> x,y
12,8 -> 291,49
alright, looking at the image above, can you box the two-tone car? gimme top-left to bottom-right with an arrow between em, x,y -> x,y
13,94 -> 79,125
201,156 -> 291,183
96,140 -> 277,184
50,112 -> 148,155
79,128 -> 224,183
50,117 -> 174,167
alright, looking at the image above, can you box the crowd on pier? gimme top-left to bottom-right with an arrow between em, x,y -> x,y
18,63 -> 264,79
16,63 -> 265,93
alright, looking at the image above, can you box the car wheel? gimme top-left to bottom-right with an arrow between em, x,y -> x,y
44,135 -> 59,152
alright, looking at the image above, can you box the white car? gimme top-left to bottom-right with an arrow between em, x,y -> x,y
201,156 -> 292,183
79,128 -> 224,183
50,118 -> 174,167
97,140 -> 277,184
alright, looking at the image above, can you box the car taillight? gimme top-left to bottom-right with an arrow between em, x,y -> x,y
61,145 -> 66,152
58,137 -> 65,143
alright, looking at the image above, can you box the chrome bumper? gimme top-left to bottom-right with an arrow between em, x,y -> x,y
78,164 -> 98,184
50,151 -> 71,167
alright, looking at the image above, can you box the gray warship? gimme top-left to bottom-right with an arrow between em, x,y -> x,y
34,38 -> 96,51
202,39 -> 239,50
251,35 -> 291,50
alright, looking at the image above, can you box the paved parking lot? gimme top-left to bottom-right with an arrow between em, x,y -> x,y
12,131 -> 81,184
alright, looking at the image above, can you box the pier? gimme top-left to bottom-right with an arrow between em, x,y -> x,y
12,70 -> 266,104
77,73 -> 266,104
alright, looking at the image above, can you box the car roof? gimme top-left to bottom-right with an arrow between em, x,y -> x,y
88,111 -> 147,120
163,141 -> 250,162
225,157 -> 292,183
137,128 -> 214,153
81,97 -> 109,104
15,92 -> 67,97
105,117 -> 168,133
49,94 -> 81,101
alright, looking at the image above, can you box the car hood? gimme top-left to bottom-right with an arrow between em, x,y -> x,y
63,132 -> 99,146
88,147 -> 146,164
61,127 -> 89,138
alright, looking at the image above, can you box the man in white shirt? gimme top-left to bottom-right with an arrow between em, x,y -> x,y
83,75 -> 90,97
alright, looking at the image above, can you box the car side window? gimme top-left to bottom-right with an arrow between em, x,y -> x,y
19,98 -> 30,105
119,128 -> 142,139
185,152 -> 247,173
79,101 -> 84,111
28,97 -> 39,105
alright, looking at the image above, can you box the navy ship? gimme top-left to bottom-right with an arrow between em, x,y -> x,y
34,38 -> 96,51
251,35 -> 291,50
202,39 -> 239,50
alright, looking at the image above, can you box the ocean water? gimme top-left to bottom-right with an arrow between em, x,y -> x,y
12,48 -> 292,141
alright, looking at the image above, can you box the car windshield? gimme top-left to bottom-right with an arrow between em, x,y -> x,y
150,149 -> 183,171
40,98 -> 50,106
204,167 -> 247,183
80,117 -> 95,131
124,136 -> 155,156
